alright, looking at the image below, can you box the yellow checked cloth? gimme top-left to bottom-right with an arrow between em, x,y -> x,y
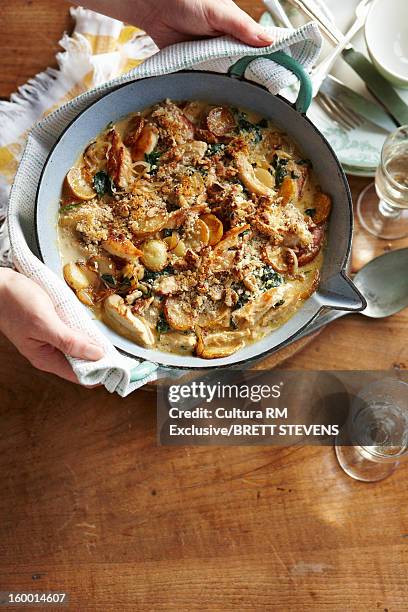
0,6 -> 157,266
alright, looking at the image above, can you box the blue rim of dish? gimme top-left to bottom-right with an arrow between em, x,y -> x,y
34,70 -> 365,371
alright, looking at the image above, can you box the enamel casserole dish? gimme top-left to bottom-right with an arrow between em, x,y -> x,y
36,52 -> 366,369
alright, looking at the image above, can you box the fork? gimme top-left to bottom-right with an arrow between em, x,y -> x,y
315,92 -> 362,131
310,0 -> 373,96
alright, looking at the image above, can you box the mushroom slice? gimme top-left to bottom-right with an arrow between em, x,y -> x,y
195,328 -> 249,359
163,295 -> 194,331
103,294 -> 155,346
182,101 -> 207,124
235,153 -> 276,197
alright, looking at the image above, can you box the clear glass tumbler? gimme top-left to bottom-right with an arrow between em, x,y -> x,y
357,126 -> 408,240
335,378 -> 408,482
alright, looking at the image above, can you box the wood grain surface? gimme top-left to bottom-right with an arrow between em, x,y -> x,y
0,1 -> 407,610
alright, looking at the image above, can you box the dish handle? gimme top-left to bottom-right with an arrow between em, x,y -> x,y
317,271 -> 367,312
228,51 -> 313,114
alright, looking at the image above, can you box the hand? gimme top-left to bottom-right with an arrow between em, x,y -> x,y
74,0 -> 274,48
0,268 -> 104,383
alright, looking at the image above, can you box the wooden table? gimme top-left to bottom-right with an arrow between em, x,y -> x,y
0,2 -> 407,610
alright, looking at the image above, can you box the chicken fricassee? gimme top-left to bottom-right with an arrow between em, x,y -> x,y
59,99 -> 331,359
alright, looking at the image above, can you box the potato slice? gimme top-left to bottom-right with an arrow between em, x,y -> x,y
201,214 -> 224,246
164,296 -> 194,331
102,237 -> 143,262
213,224 -> 250,254
254,167 -> 275,190
235,153 -> 276,197
312,192 -> 332,225
63,262 -> 91,291
299,269 -> 320,300
163,231 -> 180,251
103,294 -> 154,346
279,176 -> 298,205
184,219 -> 210,251
195,328 -> 248,359
131,213 -> 167,239
141,239 -> 168,272
65,168 -> 96,201
173,239 -> 187,258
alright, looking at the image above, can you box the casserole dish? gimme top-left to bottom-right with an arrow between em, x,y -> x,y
36,53 -> 366,369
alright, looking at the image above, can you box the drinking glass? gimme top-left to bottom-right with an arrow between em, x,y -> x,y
357,126 -> 408,240
335,379 -> 408,482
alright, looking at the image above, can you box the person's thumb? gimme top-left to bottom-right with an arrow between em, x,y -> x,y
37,312 -> 104,361
208,4 -> 274,47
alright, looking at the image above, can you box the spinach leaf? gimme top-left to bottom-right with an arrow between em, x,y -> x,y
235,111 -> 264,143
145,151 -> 161,172
156,313 -> 170,334
296,158 -> 312,167
271,154 -> 289,188
261,266 -> 284,290
101,273 -> 117,288
305,208 -> 316,218
61,202 -> 84,212
93,171 -> 115,197
143,266 -> 173,285
205,143 -> 225,156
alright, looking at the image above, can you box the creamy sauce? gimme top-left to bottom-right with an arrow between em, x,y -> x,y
58,100 -> 330,358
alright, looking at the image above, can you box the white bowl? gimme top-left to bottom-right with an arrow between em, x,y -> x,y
365,0 -> 408,88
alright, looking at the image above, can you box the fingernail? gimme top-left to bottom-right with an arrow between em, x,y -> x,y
257,29 -> 274,44
83,343 -> 104,361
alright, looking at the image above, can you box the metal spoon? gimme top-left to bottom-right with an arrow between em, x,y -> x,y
297,248 -> 408,340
